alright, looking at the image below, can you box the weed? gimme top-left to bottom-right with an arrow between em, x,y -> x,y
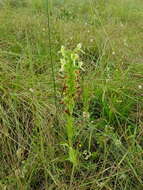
59,44 -> 84,167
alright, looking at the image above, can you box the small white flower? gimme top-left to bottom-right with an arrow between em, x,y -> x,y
83,112 -> 90,119
120,23 -> 124,27
115,139 -> 122,147
123,39 -> 128,46
90,39 -> 94,42
106,79 -> 110,83
83,150 -> 92,160
138,85 -> 142,89
77,43 -> 82,49
29,88 -> 34,93
112,51 -> 115,55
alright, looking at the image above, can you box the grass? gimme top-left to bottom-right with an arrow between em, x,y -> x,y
0,0 -> 143,189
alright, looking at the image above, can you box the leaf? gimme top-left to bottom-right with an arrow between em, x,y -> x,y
68,147 -> 78,166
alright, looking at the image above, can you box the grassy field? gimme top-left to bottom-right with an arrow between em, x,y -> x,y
0,0 -> 143,189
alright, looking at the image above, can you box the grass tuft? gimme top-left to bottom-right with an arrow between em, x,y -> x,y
0,0 -> 143,189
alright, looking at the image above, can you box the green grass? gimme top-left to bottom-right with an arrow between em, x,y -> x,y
0,0 -> 143,189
